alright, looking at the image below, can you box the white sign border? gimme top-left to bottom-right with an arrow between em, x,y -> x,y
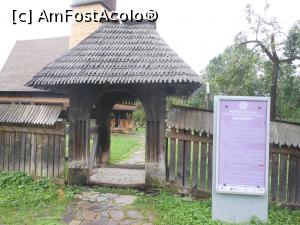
214,96 -> 270,196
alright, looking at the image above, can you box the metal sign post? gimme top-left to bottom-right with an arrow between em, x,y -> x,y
212,96 -> 270,223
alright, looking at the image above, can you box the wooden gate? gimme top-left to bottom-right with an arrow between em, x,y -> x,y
165,105 -> 300,207
0,123 -> 65,178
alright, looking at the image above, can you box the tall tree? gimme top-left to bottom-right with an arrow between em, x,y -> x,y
187,43 -> 266,110
238,4 -> 300,119
202,44 -> 264,96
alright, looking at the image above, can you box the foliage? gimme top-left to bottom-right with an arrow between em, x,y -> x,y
132,101 -> 146,128
203,44 -> 264,96
187,44 -> 265,110
0,172 -> 77,225
110,132 -> 143,164
134,191 -> 300,225
188,5 -> 300,122
284,21 -> 300,58
237,4 -> 300,119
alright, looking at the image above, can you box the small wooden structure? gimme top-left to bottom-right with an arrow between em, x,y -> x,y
26,21 -> 202,186
166,105 -> 300,207
111,103 -> 136,133
0,102 -> 66,179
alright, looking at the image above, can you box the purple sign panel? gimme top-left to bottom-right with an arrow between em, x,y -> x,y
217,100 -> 268,192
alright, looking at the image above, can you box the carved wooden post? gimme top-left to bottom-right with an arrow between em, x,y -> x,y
68,87 -> 95,185
142,86 -> 167,187
95,99 -> 114,166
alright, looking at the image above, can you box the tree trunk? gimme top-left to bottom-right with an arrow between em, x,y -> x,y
270,61 -> 279,120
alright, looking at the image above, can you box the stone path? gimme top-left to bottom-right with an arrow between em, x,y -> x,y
116,147 -> 145,165
89,131 -> 146,187
89,168 -> 145,187
115,131 -> 145,165
61,191 -> 153,225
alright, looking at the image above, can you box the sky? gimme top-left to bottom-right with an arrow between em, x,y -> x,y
0,0 -> 299,73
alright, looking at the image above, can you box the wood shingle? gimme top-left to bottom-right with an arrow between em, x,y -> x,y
26,22 -> 202,92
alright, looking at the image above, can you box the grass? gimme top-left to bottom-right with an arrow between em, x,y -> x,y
134,191 -> 300,225
0,172 -> 79,225
1,172 -> 300,225
110,129 -> 144,164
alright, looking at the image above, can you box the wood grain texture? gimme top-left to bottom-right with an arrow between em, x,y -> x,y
184,130 -> 191,188
169,128 -> 176,183
25,133 -> 31,174
207,141 -> 213,190
279,154 -> 288,202
200,141 -> 207,191
192,133 -> 199,188
176,129 -> 185,186
0,125 -> 65,178
270,151 -> 279,201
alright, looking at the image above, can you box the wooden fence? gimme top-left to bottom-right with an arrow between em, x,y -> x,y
165,105 -> 300,207
0,124 -> 65,178
165,129 -> 213,197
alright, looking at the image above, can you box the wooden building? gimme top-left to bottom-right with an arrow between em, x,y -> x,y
111,104 -> 136,133
26,20 -> 202,186
0,0 -> 133,132
1,0 -> 203,187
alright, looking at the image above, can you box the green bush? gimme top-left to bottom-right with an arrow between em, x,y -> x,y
0,172 -> 77,225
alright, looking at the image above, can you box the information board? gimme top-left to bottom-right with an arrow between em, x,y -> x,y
215,97 -> 270,195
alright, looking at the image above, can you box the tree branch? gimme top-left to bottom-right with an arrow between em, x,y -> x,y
280,56 -> 300,63
240,40 -> 274,60
270,34 -> 279,61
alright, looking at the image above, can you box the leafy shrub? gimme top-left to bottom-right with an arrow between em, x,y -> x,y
0,172 -> 75,208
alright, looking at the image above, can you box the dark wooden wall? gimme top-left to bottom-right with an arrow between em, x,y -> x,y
0,124 -> 65,178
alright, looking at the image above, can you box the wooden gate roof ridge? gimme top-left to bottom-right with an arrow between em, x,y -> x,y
25,22 -> 202,95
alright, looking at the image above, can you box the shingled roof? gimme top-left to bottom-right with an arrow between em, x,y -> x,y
26,22 -> 202,94
0,37 -> 69,92
71,0 -> 116,11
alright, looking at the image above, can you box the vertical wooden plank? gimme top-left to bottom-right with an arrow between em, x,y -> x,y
146,121 -> 151,163
169,127 -> 176,183
0,132 -> 4,170
279,152 -> 288,202
270,150 -> 279,202
30,133 -> 36,177
14,132 -> 21,171
8,132 -> 15,171
42,134 -> 49,177
36,134 -> 43,177
184,130 -> 191,188
149,121 -> 154,163
192,132 -> 199,188
288,154 -> 297,203
176,129 -> 184,186
296,157 -> 300,204
54,135 -> 60,178
59,134 -> 65,178
10,132 -> 14,171
25,133 -> 31,174
19,133 -> 26,172
207,139 -> 213,190
165,137 -> 169,181
4,132 -> 9,171
156,121 -> 160,163
89,134 -> 98,172
200,135 -> 208,190
47,134 -> 55,177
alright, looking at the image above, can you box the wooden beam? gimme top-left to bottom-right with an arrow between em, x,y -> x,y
165,131 -> 213,144
0,96 -> 69,108
0,126 -> 64,135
